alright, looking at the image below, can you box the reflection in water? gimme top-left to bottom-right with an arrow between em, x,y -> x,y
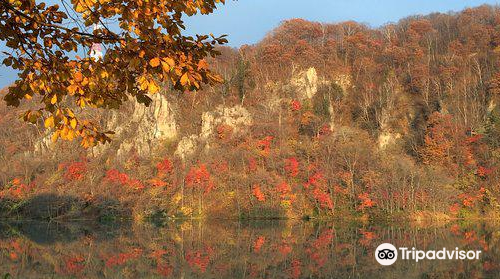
0,220 -> 499,278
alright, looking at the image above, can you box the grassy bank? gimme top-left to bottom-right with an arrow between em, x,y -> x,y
2,194 -> 500,224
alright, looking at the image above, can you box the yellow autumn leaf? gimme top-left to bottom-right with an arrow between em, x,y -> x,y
180,73 -> 190,86
51,131 -> 60,143
50,94 -> 57,104
70,118 -> 77,129
148,80 -> 160,94
161,61 -> 172,72
74,71 -> 83,83
197,59 -> 208,70
60,126 -> 69,139
66,129 -> 75,141
77,98 -> 86,108
149,57 -> 161,68
68,84 -> 78,95
75,3 -> 85,13
44,116 -> 54,128
138,75 -> 149,91
66,109 -> 75,118
163,57 -> 175,67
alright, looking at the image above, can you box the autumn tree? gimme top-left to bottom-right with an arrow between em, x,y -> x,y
419,112 -> 476,176
0,0 -> 227,147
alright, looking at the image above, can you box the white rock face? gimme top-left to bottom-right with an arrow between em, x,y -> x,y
378,132 -> 402,149
31,129 -> 53,155
104,93 -> 178,157
174,105 -> 253,161
291,67 -> 318,100
200,105 -> 253,140
174,135 -> 199,161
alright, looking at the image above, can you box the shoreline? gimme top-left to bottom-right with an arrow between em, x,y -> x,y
1,214 -> 499,223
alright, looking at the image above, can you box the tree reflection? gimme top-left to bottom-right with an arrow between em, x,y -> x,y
0,220 -> 499,278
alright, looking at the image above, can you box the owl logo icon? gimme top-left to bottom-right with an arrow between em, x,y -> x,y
375,243 -> 398,265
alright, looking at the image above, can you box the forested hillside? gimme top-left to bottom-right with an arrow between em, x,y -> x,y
2,5 -> 500,221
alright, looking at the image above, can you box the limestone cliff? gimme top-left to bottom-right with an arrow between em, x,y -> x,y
97,93 -> 178,158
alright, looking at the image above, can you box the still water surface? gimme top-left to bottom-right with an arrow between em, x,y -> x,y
0,220 -> 499,278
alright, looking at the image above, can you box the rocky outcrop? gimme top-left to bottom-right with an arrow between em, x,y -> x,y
31,68 -> 356,158
174,135 -> 199,161
200,105 -> 253,140
290,67 -> 319,100
33,130 -> 53,154
378,131 -> 402,149
175,105 -> 253,160
99,93 -> 178,158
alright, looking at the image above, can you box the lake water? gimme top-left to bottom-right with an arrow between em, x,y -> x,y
0,220 -> 499,278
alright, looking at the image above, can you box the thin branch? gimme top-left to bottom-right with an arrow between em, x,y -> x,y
0,0 -> 122,42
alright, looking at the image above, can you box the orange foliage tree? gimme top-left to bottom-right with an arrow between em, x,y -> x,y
419,112 -> 476,175
0,0 -> 227,147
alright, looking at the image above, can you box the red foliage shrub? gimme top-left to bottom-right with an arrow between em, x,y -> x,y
1,178 -> 36,199
150,249 -> 169,260
7,239 -> 23,261
477,166 -> 493,178
456,188 -> 487,209
305,172 -> 323,188
358,193 -> 375,210
450,224 -> 461,235
149,178 -> 168,188
359,230 -> 377,246
157,158 -> 173,177
257,136 -> 273,156
312,188 -> 333,210
460,194 -> 475,208
64,161 -> 87,181
64,256 -> 85,275
252,185 -> 265,202
185,247 -> 213,272
276,181 -> 291,198
278,242 -> 292,256
467,134 -> 483,144
186,164 -> 214,194
290,100 -> 302,111
105,169 -> 124,184
253,236 -> 265,253
128,179 -> 145,190
105,169 -> 145,191
105,248 -> 143,268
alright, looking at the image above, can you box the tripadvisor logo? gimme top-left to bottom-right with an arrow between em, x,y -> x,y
375,243 -> 482,266
375,243 -> 398,266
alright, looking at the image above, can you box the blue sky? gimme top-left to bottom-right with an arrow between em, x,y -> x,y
1,0 -> 500,87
